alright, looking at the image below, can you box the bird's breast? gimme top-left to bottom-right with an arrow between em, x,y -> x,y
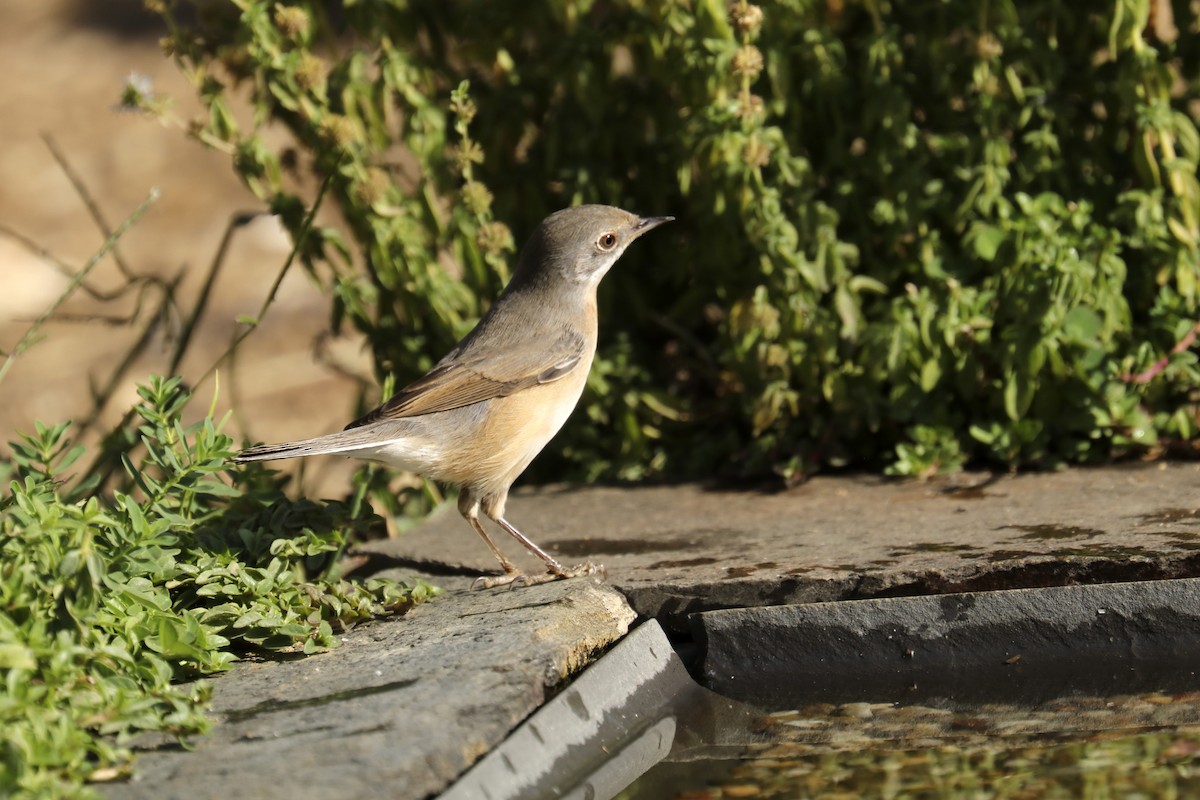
439,352 -> 594,492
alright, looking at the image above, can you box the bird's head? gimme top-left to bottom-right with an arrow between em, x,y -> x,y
514,205 -> 674,290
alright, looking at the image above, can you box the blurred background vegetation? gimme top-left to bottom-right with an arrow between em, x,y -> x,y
4,0 -> 1200,793
144,0 -> 1200,486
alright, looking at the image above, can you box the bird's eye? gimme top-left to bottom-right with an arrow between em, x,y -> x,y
596,232 -> 618,252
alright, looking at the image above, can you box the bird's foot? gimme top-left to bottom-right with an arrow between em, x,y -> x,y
472,570 -> 526,590
471,561 -> 605,590
550,561 -> 605,580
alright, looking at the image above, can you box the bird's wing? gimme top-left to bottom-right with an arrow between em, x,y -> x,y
345,329 -> 587,428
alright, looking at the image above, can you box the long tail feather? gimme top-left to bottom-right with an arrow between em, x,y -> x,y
235,428 -> 393,463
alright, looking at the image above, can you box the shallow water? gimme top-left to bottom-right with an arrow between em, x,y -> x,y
622,690 -> 1200,799
440,622 -> 1200,800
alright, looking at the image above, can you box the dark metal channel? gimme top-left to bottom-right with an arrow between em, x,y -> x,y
691,576 -> 1200,706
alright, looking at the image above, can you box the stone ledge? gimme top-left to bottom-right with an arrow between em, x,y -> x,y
103,579 -> 634,800
363,463 -> 1200,623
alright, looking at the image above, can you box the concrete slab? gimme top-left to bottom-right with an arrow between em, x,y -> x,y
359,463 -> 1200,623
103,579 -> 634,800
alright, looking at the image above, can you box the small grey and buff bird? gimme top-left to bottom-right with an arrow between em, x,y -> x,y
236,205 -> 673,587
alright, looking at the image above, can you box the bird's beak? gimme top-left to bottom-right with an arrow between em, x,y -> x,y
633,215 -> 675,235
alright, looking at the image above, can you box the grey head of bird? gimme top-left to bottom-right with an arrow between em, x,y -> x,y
510,204 -> 674,291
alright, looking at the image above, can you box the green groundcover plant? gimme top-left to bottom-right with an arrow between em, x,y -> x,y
140,0 -> 1200,482
0,376 -> 434,797
6,1 -> 1200,794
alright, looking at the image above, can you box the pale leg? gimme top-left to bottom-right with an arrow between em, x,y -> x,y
470,491 -> 602,589
458,489 -> 522,587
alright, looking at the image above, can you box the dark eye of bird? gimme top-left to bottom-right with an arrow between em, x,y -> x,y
596,232 -> 618,251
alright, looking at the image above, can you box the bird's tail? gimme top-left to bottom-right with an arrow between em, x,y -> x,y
234,428 -> 393,463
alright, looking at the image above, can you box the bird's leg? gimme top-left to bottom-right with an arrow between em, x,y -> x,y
468,493 -> 602,588
478,491 -> 602,584
492,515 -> 602,583
458,490 -> 523,589
466,516 -> 530,589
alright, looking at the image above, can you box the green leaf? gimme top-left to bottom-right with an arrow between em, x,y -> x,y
1063,307 -> 1103,342
0,643 -> 37,671
972,225 -> 1005,261
920,359 -> 942,392
1004,370 -> 1036,421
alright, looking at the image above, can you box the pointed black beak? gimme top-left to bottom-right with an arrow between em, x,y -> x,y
633,215 -> 675,234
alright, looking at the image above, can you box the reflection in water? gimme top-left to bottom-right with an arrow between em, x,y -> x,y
626,674 -> 1200,798
440,621 -> 1200,800
627,724 -> 1200,799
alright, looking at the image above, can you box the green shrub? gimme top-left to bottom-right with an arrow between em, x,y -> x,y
0,377 -> 433,796
148,0 -> 1200,480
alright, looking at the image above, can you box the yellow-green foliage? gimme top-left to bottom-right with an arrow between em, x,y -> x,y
153,0 -> 1200,480
0,378 -> 434,796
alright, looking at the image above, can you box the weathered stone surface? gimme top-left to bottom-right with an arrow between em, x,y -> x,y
362,464 -> 1200,622
442,620 -> 691,800
442,620 -> 771,800
695,576 -> 1200,705
100,464 -> 1200,798
102,579 -> 635,800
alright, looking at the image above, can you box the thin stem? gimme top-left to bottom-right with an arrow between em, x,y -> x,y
197,172 -> 337,385
1122,319 -> 1200,384
0,189 -> 159,387
75,268 -> 185,442
168,211 -> 263,376
42,133 -> 138,281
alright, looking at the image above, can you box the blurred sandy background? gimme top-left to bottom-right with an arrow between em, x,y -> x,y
0,0 -> 373,492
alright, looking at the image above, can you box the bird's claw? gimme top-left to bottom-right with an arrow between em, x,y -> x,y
471,561 -> 605,590
472,573 -> 518,590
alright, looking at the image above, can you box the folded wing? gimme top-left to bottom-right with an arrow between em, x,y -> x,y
346,329 -> 586,428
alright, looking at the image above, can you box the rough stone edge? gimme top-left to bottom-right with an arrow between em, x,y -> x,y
442,620 -> 687,800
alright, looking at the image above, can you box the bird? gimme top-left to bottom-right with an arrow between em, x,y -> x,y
235,205 -> 673,588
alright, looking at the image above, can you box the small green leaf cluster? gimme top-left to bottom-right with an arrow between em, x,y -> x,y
0,376 -> 433,796
149,1 -> 1200,479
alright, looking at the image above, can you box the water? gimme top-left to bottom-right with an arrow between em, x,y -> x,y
622,690 -> 1200,798
440,622 -> 1200,799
